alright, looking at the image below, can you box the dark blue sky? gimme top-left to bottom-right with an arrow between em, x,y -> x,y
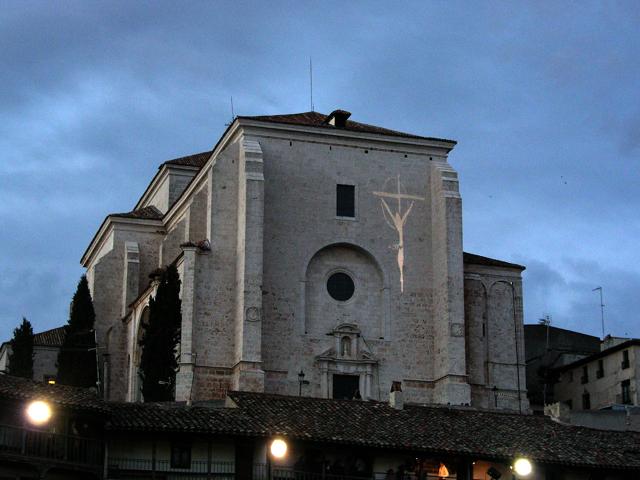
1,2 -> 639,341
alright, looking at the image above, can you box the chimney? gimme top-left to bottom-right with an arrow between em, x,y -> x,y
324,109 -> 351,128
389,381 -> 404,410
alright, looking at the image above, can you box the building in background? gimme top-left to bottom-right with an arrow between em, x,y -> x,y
524,324 -> 600,413
553,338 -> 640,411
0,326 -> 67,383
82,109 -> 529,412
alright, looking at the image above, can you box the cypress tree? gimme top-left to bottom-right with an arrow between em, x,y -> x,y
8,318 -> 34,379
139,265 -> 182,402
56,275 -> 97,388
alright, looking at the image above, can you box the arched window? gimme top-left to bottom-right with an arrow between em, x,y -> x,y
341,336 -> 352,357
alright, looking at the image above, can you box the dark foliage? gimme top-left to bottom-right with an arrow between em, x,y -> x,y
8,318 -> 34,378
57,275 -> 98,388
139,265 -> 181,402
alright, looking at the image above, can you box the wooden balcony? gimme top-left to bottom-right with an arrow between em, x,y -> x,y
0,423 -> 103,469
107,460 -> 447,480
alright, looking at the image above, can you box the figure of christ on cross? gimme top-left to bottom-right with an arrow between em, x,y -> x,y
373,175 -> 425,293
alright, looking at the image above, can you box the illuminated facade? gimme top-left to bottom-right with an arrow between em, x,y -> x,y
81,110 -> 528,411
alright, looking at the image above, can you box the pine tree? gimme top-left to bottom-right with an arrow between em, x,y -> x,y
56,275 -> 98,388
8,318 -> 34,379
139,265 -> 182,402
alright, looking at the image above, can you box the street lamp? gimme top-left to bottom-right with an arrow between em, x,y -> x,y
297,370 -> 309,396
26,400 -> 52,425
267,438 -> 288,480
513,458 -> 532,476
270,438 -> 287,459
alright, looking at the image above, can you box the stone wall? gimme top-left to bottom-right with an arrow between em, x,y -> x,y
85,119 -> 529,410
463,262 -> 529,412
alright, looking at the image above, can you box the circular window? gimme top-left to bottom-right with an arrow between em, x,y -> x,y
327,272 -> 355,301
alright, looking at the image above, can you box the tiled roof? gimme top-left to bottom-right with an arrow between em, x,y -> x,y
107,391 -> 640,470
463,252 -> 526,271
0,374 -> 107,413
33,326 -> 67,347
110,205 -> 163,220
107,402 -> 262,436
227,392 -> 640,470
238,111 -> 457,144
162,151 -> 212,168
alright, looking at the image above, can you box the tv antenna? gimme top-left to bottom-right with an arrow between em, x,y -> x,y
309,57 -> 314,111
592,286 -> 605,339
538,314 -> 552,351
225,96 -> 235,127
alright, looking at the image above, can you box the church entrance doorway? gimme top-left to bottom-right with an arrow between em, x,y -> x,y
332,374 -> 359,399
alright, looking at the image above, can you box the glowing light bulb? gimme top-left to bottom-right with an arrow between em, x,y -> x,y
26,400 -> 52,425
514,458 -> 532,476
270,438 -> 287,459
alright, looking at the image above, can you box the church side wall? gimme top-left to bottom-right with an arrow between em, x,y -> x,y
87,225 -> 162,401
464,263 -> 529,412
168,168 -> 199,207
161,219 -> 187,266
256,135 -> 441,402
145,178 -> 170,213
90,237 -> 126,400
188,142 -> 240,400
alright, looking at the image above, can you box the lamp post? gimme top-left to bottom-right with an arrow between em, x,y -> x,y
297,370 -> 309,396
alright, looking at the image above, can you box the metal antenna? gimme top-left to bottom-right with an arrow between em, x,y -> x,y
593,286 -> 605,339
225,96 -> 235,127
538,314 -> 552,351
538,314 -> 552,406
309,57 -> 314,111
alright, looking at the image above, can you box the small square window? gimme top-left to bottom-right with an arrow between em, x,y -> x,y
171,442 -> 191,469
336,184 -> 355,218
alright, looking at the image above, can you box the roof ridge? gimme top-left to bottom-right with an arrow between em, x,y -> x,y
238,111 -> 456,144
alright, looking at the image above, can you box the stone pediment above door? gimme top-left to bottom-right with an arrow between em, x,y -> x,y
315,323 -> 378,364
315,323 -> 379,400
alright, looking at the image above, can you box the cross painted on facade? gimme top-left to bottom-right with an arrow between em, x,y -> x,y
373,175 -> 425,293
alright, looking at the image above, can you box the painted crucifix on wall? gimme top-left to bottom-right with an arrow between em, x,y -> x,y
373,175 -> 425,293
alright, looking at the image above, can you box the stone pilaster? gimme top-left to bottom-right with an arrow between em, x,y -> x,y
233,137 -> 265,392
176,245 -> 197,402
121,242 -> 140,317
430,159 -> 471,405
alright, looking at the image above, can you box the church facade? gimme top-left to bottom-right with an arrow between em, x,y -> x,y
81,110 -> 528,411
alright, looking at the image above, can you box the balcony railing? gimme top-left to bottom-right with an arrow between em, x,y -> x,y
0,423 -> 103,466
108,460 -> 448,480
109,457 -> 235,477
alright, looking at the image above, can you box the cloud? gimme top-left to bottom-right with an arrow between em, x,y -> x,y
0,2 -> 639,342
522,257 -> 640,338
